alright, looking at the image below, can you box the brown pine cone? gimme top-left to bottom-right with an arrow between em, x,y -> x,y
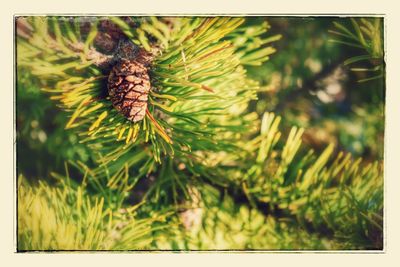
107,59 -> 151,122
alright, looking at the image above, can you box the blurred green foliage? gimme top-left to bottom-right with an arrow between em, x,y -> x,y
16,16 -> 384,251
17,69 -> 91,180
247,17 -> 384,160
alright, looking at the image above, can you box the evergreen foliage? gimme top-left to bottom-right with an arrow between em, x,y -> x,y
16,16 -> 384,251
330,17 -> 384,83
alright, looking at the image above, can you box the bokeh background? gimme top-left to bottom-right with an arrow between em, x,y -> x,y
16,16 -> 385,251
17,17 -> 385,180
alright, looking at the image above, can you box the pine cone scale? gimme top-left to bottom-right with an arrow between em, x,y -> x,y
108,60 -> 151,122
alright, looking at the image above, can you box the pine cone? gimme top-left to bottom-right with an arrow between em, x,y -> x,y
107,60 -> 151,122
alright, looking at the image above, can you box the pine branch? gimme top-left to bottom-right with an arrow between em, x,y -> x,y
17,174 -> 173,251
241,113 -> 383,249
329,18 -> 384,83
16,16 -> 383,251
17,17 -> 267,168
